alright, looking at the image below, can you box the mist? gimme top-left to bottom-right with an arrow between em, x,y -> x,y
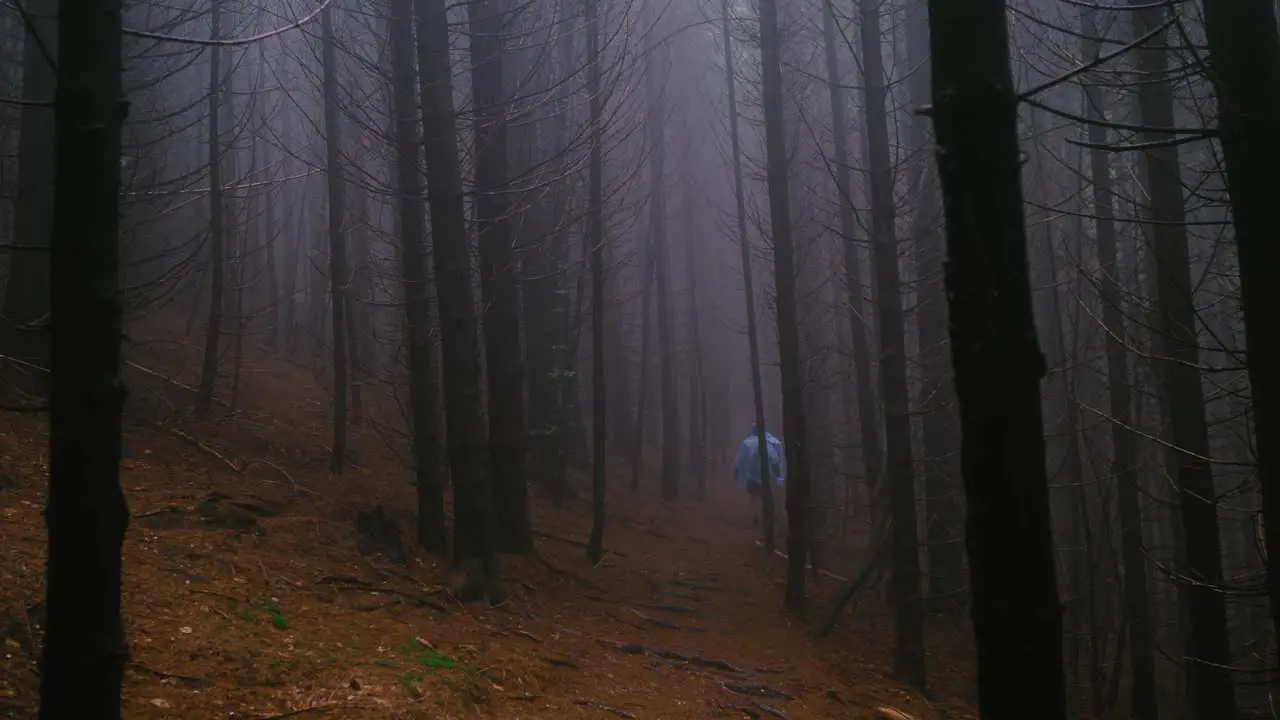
0,0 -> 1275,718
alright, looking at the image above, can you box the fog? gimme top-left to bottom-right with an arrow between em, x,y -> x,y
0,0 -> 1272,718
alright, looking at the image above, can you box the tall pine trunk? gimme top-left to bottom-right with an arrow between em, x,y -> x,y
4,0 -> 55,393
467,0 -> 531,552
1130,4 -> 1236,716
926,0 -> 1066,715
585,0 -> 608,562
1199,0 -> 1280,695
857,0 -> 924,687
721,0 -> 776,551
390,0 -> 446,551
196,0 -> 226,416
39,1 -> 129,714
1080,7 -> 1157,717
820,0 -> 882,548
320,6 -> 350,472
756,0 -> 811,612
643,22 -> 681,502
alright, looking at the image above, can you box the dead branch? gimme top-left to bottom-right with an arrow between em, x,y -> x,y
815,519 -> 893,637
573,699 -> 638,719
532,528 -> 630,557
129,662 -> 212,687
753,700 -> 789,719
720,681 -> 793,701
313,575 -> 448,613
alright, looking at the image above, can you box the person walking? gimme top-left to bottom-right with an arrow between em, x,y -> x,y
734,422 -> 785,526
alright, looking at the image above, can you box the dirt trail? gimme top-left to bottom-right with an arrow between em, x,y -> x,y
0,354 -> 969,720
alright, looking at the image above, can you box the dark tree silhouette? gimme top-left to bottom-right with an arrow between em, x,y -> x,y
756,0 -> 812,613
467,0 -> 531,553
319,5 -> 350,473
390,0 -> 446,550
39,1 -> 130,717
1199,0 -> 1280,688
720,0 -> 776,552
1129,4 -> 1236,715
585,0 -> 607,563
857,0 -> 924,688
925,0 -> 1066,716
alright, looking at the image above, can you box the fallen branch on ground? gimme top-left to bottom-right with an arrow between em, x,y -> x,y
573,699 -> 637,719
537,655 -> 581,669
536,553 -> 606,592
125,360 -> 232,409
532,528 -> 629,557
135,506 -> 184,519
629,608 -> 683,630
600,640 -> 743,674
169,427 -> 242,472
815,520 -> 892,637
875,706 -> 917,720
240,703 -> 341,720
643,603 -> 698,616
313,575 -> 449,613
129,662 -> 211,687
753,700 -> 789,719
720,681 -> 793,701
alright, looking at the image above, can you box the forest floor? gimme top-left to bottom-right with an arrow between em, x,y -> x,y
0,338 -> 977,720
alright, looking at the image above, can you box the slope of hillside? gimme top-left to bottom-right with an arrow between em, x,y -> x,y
0,347 -> 975,719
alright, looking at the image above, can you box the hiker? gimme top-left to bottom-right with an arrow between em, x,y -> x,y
734,423 -> 785,526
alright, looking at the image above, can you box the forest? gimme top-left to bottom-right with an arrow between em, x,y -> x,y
0,0 -> 1275,718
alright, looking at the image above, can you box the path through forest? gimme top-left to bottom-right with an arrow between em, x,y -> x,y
0,355 -> 970,720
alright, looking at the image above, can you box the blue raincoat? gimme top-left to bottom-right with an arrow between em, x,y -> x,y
734,430 -> 786,491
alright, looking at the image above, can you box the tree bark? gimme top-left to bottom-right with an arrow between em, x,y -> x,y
1129,4 -> 1237,717
585,0 -> 608,563
820,0 -> 882,552
392,0 -> 446,551
1079,7 -> 1158,718
857,0 -> 924,688
196,0 -> 226,416
467,0 -> 531,552
320,6 -> 350,473
644,24 -> 681,502
756,0 -> 811,612
1198,0 -> 1280,699
39,0 -> 129,714
721,0 -> 776,552
926,0 -> 1067,715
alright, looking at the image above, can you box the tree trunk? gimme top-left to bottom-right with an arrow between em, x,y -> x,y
820,0 -> 882,552
320,6 -> 350,473
1079,7 -> 1158,718
857,0 -> 924,688
756,0 -> 811,613
391,0 -> 446,551
39,1 -> 129,714
1129,5 -> 1237,717
1198,0 -> 1280,698
467,0 -> 531,552
196,0 -> 226,416
903,0 -> 962,613
643,26 -> 681,502
721,0 -> 776,552
4,0 -> 55,393
926,0 -> 1067,715
630,248 -> 655,493
584,0 -> 607,562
